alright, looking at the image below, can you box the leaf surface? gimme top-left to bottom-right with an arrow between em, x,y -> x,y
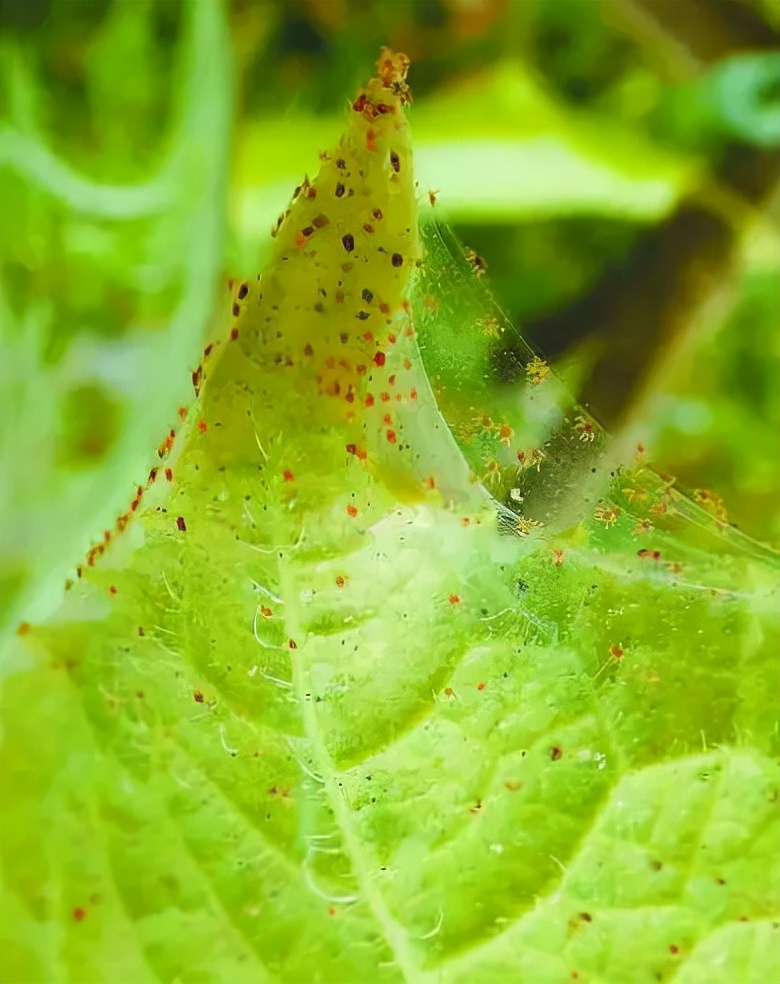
1,47 -> 778,984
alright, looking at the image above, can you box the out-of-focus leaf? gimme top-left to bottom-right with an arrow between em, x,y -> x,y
0,0 -> 232,633
705,53 -> 780,148
660,53 -> 780,151
637,226 -> 780,543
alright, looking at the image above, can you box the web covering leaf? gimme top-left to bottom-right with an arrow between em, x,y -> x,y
1,47 -> 778,984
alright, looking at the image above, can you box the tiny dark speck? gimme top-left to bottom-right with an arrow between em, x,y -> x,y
342,233 -> 355,252
391,253 -> 403,267
336,182 -> 346,198
361,288 -> 373,302
232,302 -> 240,317
390,151 -> 400,172
176,516 -> 187,532
237,283 -> 248,299
340,332 -> 349,344
356,311 -> 370,320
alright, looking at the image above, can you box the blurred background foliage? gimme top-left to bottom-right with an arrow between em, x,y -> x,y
1,0 -> 778,636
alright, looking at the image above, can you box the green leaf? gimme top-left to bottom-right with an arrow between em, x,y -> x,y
1,49 -> 778,984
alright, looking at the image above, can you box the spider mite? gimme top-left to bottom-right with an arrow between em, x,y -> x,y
465,248 -> 487,277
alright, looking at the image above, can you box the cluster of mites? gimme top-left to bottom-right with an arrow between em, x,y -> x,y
70,63 -> 414,589
71,397 -> 210,586
270,70 -> 407,242
73,257 -> 416,585
270,147 -> 404,250
230,271 -> 419,454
